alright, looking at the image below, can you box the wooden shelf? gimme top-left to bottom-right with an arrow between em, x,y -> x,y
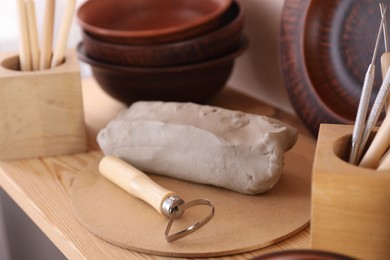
0,78 -> 314,259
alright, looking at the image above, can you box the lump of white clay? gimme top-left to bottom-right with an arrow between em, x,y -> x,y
97,101 -> 298,194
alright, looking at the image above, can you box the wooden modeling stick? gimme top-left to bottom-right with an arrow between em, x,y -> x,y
377,149 -> 390,170
380,3 -> 390,110
51,0 -> 76,68
383,52 -> 390,108
359,114 -> 390,168
40,0 -> 55,70
16,0 -> 32,71
26,0 -> 40,71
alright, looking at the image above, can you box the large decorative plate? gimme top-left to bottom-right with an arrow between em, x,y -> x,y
280,0 -> 387,136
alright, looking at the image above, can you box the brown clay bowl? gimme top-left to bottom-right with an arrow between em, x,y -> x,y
81,1 -> 244,67
77,0 -> 232,45
77,36 -> 248,105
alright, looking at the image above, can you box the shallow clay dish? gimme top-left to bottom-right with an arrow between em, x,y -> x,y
280,0 -> 387,136
77,0 -> 232,45
77,36 -> 248,105
81,1 -> 244,67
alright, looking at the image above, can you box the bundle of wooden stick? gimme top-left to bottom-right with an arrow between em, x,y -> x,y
16,0 -> 76,71
350,3 -> 390,171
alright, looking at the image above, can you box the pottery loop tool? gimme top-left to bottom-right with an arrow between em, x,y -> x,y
98,155 -> 215,242
349,6 -> 387,164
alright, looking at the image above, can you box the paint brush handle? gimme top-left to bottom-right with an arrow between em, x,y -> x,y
99,155 -> 176,215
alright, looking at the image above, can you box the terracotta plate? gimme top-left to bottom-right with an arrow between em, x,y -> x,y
280,0 -> 387,136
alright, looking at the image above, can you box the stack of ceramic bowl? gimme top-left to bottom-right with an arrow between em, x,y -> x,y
77,0 -> 247,105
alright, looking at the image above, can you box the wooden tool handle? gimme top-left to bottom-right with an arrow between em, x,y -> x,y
381,53 -> 390,79
381,53 -> 390,109
378,149 -> 390,170
359,113 -> 390,168
40,0 -> 55,70
16,0 -> 31,71
99,155 -> 176,215
26,0 -> 40,71
51,0 -> 76,68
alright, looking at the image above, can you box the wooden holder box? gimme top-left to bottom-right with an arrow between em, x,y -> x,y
0,49 -> 87,160
311,124 -> 390,259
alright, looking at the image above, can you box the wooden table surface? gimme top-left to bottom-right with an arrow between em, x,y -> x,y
0,78 -> 315,259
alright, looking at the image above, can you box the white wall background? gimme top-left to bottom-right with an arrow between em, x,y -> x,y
0,0 -> 290,259
230,0 -> 293,114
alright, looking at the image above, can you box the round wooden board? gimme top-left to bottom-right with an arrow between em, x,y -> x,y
70,148 -> 311,257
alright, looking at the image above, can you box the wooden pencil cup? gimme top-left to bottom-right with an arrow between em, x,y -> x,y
311,124 -> 390,260
0,49 -> 87,160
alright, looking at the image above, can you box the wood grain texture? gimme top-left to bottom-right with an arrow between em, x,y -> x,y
0,78 -> 314,259
311,124 -> 390,259
0,49 -> 87,160
280,0 -> 389,136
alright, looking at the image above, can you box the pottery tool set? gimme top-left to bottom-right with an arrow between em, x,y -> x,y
350,3 -> 390,169
311,5 -> 390,259
0,0 -> 86,160
16,0 -> 75,71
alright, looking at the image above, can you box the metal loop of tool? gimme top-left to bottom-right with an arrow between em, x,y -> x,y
164,198 -> 215,242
